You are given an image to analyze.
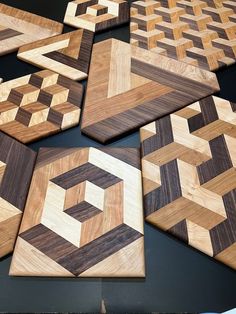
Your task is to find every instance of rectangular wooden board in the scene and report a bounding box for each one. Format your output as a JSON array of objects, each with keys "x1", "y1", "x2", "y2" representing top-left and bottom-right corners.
[
  {"x1": 81, "y1": 38, "x2": 219, "y2": 143},
  {"x1": 0, "y1": 70, "x2": 84, "y2": 144},
  {"x1": 141, "y1": 95, "x2": 236, "y2": 270},
  {"x1": 0, "y1": 131, "x2": 36, "y2": 258},
  {"x1": 10, "y1": 147, "x2": 145, "y2": 277},
  {"x1": 131, "y1": 0, "x2": 236, "y2": 71},
  {"x1": 0, "y1": 3, "x2": 63, "y2": 56}
]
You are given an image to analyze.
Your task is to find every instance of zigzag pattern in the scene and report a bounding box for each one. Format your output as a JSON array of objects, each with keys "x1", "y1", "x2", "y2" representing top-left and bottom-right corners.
[{"x1": 141, "y1": 96, "x2": 236, "y2": 269}]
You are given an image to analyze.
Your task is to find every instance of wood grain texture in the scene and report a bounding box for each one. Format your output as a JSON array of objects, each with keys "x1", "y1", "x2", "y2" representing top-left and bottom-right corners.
[
  {"x1": 140, "y1": 96, "x2": 236, "y2": 270},
  {"x1": 0, "y1": 131, "x2": 36, "y2": 258},
  {"x1": 0, "y1": 3, "x2": 63, "y2": 56},
  {"x1": 18, "y1": 30, "x2": 94, "y2": 81},
  {"x1": 81, "y1": 38, "x2": 219, "y2": 143},
  {"x1": 10, "y1": 147, "x2": 145, "y2": 277},
  {"x1": 64, "y1": 0, "x2": 129, "y2": 32},
  {"x1": 131, "y1": 0, "x2": 236, "y2": 71},
  {"x1": 0, "y1": 70, "x2": 84, "y2": 144}
]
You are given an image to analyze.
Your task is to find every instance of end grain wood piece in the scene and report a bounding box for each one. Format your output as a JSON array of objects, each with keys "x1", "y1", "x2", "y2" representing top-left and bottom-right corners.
[{"x1": 10, "y1": 147, "x2": 145, "y2": 277}]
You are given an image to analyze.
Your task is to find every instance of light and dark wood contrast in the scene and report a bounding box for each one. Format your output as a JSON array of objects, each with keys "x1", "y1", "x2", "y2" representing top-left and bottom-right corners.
[
  {"x1": 18, "y1": 30, "x2": 94, "y2": 81},
  {"x1": 81, "y1": 38, "x2": 219, "y2": 143},
  {"x1": 131, "y1": 0, "x2": 236, "y2": 71},
  {"x1": 10, "y1": 147, "x2": 145, "y2": 277},
  {"x1": 64, "y1": 0, "x2": 129, "y2": 32},
  {"x1": 141, "y1": 96, "x2": 236, "y2": 270},
  {"x1": 0, "y1": 3, "x2": 63, "y2": 56},
  {"x1": 0, "y1": 70, "x2": 84, "y2": 144},
  {"x1": 0, "y1": 131, "x2": 36, "y2": 258}
]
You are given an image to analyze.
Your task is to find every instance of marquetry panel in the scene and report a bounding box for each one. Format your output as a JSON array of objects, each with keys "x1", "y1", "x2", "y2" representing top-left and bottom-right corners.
[
  {"x1": 10, "y1": 147, "x2": 145, "y2": 277},
  {"x1": 0, "y1": 70, "x2": 84, "y2": 143},
  {"x1": 64, "y1": 0, "x2": 129, "y2": 32},
  {"x1": 0, "y1": 3, "x2": 63, "y2": 56},
  {"x1": 18, "y1": 30, "x2": 94, "y2": 81},
  {"x1": 81, "y1": 38, "x2": 219, "y2": 143},
  {"x1": 0, "y1": 132, "x2": 36, "y2": 258},
  {"x1": 131, "y1": 0, "x2": 236, "y2": 71},
  {"x1": 141, "y1": 96, "x2": 236, "y2": 270}
]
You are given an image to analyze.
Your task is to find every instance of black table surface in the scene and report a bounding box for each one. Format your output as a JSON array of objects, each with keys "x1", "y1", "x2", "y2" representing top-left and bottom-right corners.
[{"x1": 0, "y1": 0, "x2": 236, "y2": 312}]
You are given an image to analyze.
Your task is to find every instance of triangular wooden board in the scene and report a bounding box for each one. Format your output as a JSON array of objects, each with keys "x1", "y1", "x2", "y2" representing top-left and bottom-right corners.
[
  {"x1": 64, "y1": 0, "x2": 129, "y2": 32},
  {"x1": 0, "y1": 131, "x2": 36, "y2": 258},
  {"x1": 81, "y1": 38, "x2": 219, "y2": 143},
  {"x1": 18, "y1": 30, "x2": 94, "y2": 81},
  {"x1": 10, "y1": 147, "x2": 145, "y2": 277},
  {"x1": 140, "y1": 96, "x2": 236, "y2": 270},
  {"x1": 131, "y1": 0, "x2": 236, "y2": 71},
  {"x1": 0, "y1": 70, "x2": 84, "y2": 144},
  {"x1": 0, "y1": 3, "x2": 63, "y2": 56}
]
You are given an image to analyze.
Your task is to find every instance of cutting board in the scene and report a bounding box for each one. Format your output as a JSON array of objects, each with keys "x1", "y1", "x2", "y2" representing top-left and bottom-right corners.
[
  {"x1": 0, "y1": 3, "x2": 63, "y2": 56},
  {"x1": 81, "y1": 38, "x2": 219, "y2": 143},
  {"x1": 18, "y1": 30, "x2": 94, "y2": 81},
  {"x1": 131, "y1": 0, "x2": 236, "y2": 71},
  {"x1": 0, "y1": 70, "x2": 84, "y2": 144},
  {"x1": 0, "y1": 131, "x2": 36, "y2": 258},
  {"x1": 64, "y1": 0, "x2": 129, "y2": 32},
  {"x1": 10, "y1": 147, "x2": 145, "y2": 277},
  {"x1": 141, "y1": 96, "x2": 236, "y2": 270}
]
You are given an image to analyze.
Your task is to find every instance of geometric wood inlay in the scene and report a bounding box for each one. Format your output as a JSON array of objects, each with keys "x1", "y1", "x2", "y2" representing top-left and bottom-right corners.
[
  {"x1": 81, "y1": 38, "x2": 219, "y2": 143},
  {"x1": 131, "y1": 0, "x2": 236, "y2": 71},
  {"x1": 18, "y1": 30, "x2": 94, "y2": 81},
  {"x1": 0, "y1": 70, "x2": 84, "y2": 144},
  {"x1": 0, "y1": 131, "x2": 36, "y2": 258},
  {"x1": 140, "y1": 96, "x2": 236, "y2": 270},
  {"x1": 0, "y1": 3, "x2": 63, "y2": 56},
  {"x1": 64, "y1": 0, "x2": 129, "y2": 32},
  {"x1": 10, "y1": 147, "x2": 145, "y2": 277}
]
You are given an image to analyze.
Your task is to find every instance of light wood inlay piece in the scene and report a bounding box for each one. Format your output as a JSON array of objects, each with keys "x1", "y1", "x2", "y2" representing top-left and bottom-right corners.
[
  {"x1": 0, "y1": 70, "x2": 84, "y2": 144},
  {"x1": 81, "y1": 38, "x2": 219, "y2": 143},
  {"x1": 18, "y1": 30, "x2": 94, "y2": 81},
  {"x1": 141, "y1": 95, "x2": 236, "y2": 270},
  {"x1": 0, "y1": 131, "x2": 36, "y2": 258},
  {"x1": 10, "y1": 147, "x2": 145, "y2": 277},
  {"x1": 131, "y1": 0, "x2": 236, "y2": 71},
  {"x1": 0, "y1": 3, "x2": 63, "y2": 56},
  {"x1": 64, "y1": 0, "x2": 129, "y2": 32}
]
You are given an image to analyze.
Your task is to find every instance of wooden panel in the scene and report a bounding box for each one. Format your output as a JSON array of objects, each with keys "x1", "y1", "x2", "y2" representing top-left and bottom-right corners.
[
  {"x1": 0, "y1": 3, "x2": 63, "y2": 56},
  {"x1": 64, "y1": 0, "x2": 129, "y2": 32},
  {"x1": 140, "y1": 95, "x2": 236, "y2": 270},
  {"x1": 0, "y1": 131, "x2": 36, "y2": 258},
  {"x1": 81, "y1": 38, "x2": 219, "y2": 143},
  {"x1": 10, "y1": 147, "x2": 145, "y2": 277},
  {"x1": 0, "y1": 70, "x2": 84, "y2": 144},
  {"x1": 131, "y1": 0, "x2": 236, "y2": 71},
  {"x1": 18, "y1": 30, "x2": 94, "y2": 81}
]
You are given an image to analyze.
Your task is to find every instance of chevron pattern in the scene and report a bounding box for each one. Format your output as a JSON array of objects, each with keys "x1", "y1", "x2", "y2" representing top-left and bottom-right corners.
[
  {"x1": 64, "y1": 0, "x2": 129, "y2": 32},
  {"x1": 0, "y1": 70, "x2": 83, "y2": 144},
  {"x1": 10, "y1": 147, "x2": 145, "y2": 277},
  {"x1": 131, "y1": 0, "x2": 236, "y2": 71},
  {"x1": 81, "y1": 38, "x2": 219, "y2": 143},
  {"x1": 0, "y1": 3, "x2": 63, "y2": 56},
  {"x1": 18, "y1": 30, "x2": 94, "y2": 81},
  {"x1": 0, "y1": 132, "x2": 36, "y2": 258},
  {"x1": 141, "y1": 96, "x2": 236, "y2": 270}
]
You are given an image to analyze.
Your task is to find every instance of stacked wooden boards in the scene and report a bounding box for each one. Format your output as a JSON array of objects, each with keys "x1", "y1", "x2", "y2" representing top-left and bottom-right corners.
[
  {"x1": 10, "y1": 147, "x2": 145, "y2": 277},
  {"x1": 141, "y1": 96, "x2": 236, "y2": 270},
  {"x1": 64, "y1": 0, "x2": 129, "y2": 32},
  {"x1": 17, "y1": 30, "x2": 94, "y2": 81},
  {"x1": 81, "y1": 38, "x2": 219, "y2": 143},
  {"x1": 0, "y1": 70, "x2": 84, "y2": 144},
  {"x1": 131, "y1": 0, "x2": 236, "y2": 71},
  {"x1": 0, "y1": 3, "x2": 63, "y2": 56},
  {"x1": 0, "y1": 132, "x2": 36, "y2": 258}
]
